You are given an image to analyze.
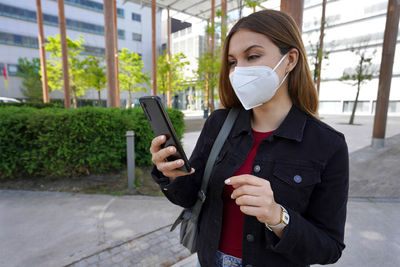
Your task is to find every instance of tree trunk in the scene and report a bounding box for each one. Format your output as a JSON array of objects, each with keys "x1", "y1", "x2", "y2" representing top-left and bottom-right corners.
[
  {"x1": 372, "y1": 0, "x2": 400, "y2": 146},
  {"x1": 128, "y1": 91, "x2": 132, "y2": 108},
  {"x1": 98, "y1": 90, "x2": 101, "y2": 107},
  {"x1": 349, "y1": 80, "x2": 361, "y2": 125},
  {"x1": 316, "y1": 0, "x2": 327, "y2": 94},
  {"x1": 72, "y1": 90, "x2": 77, "y2": 108}
]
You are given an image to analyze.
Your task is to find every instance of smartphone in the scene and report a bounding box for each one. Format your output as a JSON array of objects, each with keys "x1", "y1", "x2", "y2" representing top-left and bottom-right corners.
[{"x1": 139, "y1": 96, "x2": 191, "y2": 173}]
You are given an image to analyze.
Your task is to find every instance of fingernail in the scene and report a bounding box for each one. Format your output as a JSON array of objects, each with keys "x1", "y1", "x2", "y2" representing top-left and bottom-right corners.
[
  {"x1": 160, "y1": 135, "x2": 165, "y2": 140},
  {"x1": 177, "y1": 160, "x2": 183, "y2": 165},
  {"x1": 169, "y1": 147, "x2": 174, "y2": 152},
  {"x1": 225, "y1": 179, "x2": 231, "y2": 184},
  {"x1": 231, "y1": 194, "x2": 234, "y2": 199}
]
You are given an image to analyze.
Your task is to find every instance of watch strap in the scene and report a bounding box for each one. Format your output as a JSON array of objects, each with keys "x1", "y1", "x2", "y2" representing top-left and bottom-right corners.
[{"x1": 266, "y1": 205, "x2": 289, "y2": 231}]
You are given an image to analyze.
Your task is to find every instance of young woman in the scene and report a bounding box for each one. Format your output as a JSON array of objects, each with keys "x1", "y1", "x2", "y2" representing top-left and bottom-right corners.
[{"x1": 150, "y1": 9, "x2": 349, "y2": 267}]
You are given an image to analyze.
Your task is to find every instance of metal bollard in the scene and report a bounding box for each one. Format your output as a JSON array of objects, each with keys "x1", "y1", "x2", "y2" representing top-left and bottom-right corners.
[{"x1": 126, "y1": 131, "x2": 135, "y2": 190}]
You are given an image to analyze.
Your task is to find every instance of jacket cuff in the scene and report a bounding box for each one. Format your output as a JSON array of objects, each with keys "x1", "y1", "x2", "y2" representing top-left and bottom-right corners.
[
  {"x1": 151, "y1": 165, "x2": 194, "y2": 194},
  {"x1": 268, "y1": 206, "x2": 298, "y2": 253},
  {"x1": 151, "y1": 165, "x2": 170, "y2": 190}
]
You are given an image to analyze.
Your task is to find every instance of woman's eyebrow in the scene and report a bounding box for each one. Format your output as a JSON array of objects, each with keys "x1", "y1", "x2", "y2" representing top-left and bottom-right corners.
[
  {"x1": 228, "y1": 45, "x2": 264, "y2": 57},
  {"x1": 244, "y1": 45, "x2": 264, "y2": 53}
]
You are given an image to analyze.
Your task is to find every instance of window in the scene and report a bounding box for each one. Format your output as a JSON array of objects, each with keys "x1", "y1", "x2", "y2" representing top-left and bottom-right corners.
[
  {"x1": 132, "y1": 32, "x2": 142, "y2": 42},
  {"x1": 373, "y1": 100, "x2": 400, "y2": 114},
  {"x1": 63, "y1": 0, "x2": 125, "y2": 18},
  {"x1": 132, "y1": 12, "x2": 141, "y2": 22},
  {"x1": 0, "y1": 32, "x2": 38, "y2": 48},
  {"x1": 0, "y1": 3, "x2": 125, "y2": 39},
  {"x1": 343, "y1": 101, "x2": 370, "y2": 113},
  {"x1": 0, "y1": 31, "x2": 105, "y2": 57},
  {"x1": 7, "y1": 64, "x2": 19, "y2": 75},
  {"x1": 319, "y1": 101, "x2": 342, "y2": 114},
  {"x1": 83, "y1": 45, "x2": 105, "y2": 57}
]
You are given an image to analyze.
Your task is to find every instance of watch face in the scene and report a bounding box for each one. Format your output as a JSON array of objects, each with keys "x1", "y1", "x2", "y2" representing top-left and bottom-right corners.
[{"x1": 283, "y1": 212, "x2": 290, "y2": 224}]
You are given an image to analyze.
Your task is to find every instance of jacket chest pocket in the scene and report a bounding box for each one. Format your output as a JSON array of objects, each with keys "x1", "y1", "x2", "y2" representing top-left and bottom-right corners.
[{"x1": 269, "y1": 162, "x2": 321, "y2": 212}]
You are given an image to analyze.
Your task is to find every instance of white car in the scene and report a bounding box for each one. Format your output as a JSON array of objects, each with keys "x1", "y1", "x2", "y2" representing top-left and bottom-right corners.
[{"x1": 0, "y1": 97, "x2": 21, "y2": 103}]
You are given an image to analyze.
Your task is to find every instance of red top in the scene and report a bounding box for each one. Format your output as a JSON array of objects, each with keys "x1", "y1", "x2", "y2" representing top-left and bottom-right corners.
[{"x1": 218, "y1": 129, "x2": 274, "y2": 258}]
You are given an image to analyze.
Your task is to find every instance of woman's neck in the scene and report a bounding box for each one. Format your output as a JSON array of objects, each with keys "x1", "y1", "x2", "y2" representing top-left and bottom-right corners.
[{"x1": 251, "y1": 87, "x2": 293, "y2": 132}]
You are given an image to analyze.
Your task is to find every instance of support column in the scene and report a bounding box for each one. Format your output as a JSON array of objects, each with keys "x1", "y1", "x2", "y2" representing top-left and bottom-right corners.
[
  {"x1": 103, "y1": 0, "x2": 117, "y2": 107},
  {"x1": 113, "y1": 0, "x2": 120, "y2": 107},
  {"x1": 36, "y1": 0, "x2": 50, "y2": 103},
  {"x1": 152, "y1": 0, "x2": 157, "y2": 95},
  {"x1": 315, "y1": 0, "x2": 326, "y2": 94},
  {"x1": 167, "y1": 8, "x2": 171, "y2": 108},
  {"x1": 221, "y1": 0, "x2": 227, "y2": 57},
  {"x1": 372, "y1": 0, "x2": 400, "y2": 148},
  {"x1": 210, "y1": 0, "x2": 215, "y2": 112},
  {"x1": 57, "y1": 0, "x2": 70, "y2": 108},
  {"x1": 280, "y1": 0, "x2": 304, "y2": 32}
]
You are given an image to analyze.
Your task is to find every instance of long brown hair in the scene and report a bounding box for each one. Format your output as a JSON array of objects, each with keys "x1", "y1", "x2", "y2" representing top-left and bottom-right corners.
[{"x1": 219, "y1": 9, "x2": 318, "y2": 116}]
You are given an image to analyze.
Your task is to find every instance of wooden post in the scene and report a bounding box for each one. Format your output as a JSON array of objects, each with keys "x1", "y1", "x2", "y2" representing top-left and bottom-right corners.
[
  {"x1": 280, "y1": 0, "x2": 304, "y2": 32},
  {"x1": 316, "y1": 0, "x2": 326, "y2": 94},
  {"x1": 152, "y1": 0, "x2": 157, "y2": 95},
  {"x1": 221, "y1": 0, "x2": 227, "y2": 57},
  {"x1": 57, "y1": 0, "x2": 70, "y2": 108},
  {"x1": 36, "y1": 0, "x2": 50, "y2": 103},
  {"x1": 372, "y1": 0, "x2": 400, "y2": 148},
  {"x1": 113, "y1": 0, "x2": 120, "y2": 107},
  {"x1": 103, "y1": 0, "x2": 117, "y2": 107},
  {"x1": 167, "y1": 8, "x2": 171, "y2": 108},
  {"x1": 205, "y1": 20, "x2": 210, "y2": 116},
  {"x1": 210, "y1": 0, "x2": 215, "y2": 112}
]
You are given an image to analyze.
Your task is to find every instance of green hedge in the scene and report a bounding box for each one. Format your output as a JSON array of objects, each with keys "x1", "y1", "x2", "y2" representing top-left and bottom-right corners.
[
  {"x1": 0, "y1": 106, "x2": 184, "y2": 179},
  {"x1": 0, "y1": 101, "x2": 64, "y2": 109}
]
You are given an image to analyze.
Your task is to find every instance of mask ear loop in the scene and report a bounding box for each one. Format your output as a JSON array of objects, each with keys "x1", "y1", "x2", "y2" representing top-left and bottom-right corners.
[
  {"x1": 273, "y1": 53, "x2": 289, "y2": 88},
  {"x1": 272, "y1": 53, "x2": 288, "y2": 72}
]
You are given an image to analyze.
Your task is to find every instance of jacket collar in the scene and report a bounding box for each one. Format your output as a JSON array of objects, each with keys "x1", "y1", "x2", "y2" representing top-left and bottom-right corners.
[{"x1": 231, "y1": 105, "x2": 307, "y2": 142}]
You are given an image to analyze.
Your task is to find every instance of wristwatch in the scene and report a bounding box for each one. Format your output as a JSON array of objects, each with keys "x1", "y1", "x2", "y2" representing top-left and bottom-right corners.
[{"x1": 266, "y1": 205, "x2": 290, "y2": 231}]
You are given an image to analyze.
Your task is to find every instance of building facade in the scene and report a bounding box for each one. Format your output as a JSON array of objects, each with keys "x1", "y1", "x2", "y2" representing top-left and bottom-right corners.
[
  {"x1": 161, "y1": 11, "x2": 208, "y2": 110},
  {"x1": 0, "y1": 0, "x2": 161, "y2": 106},
  {"x1": 302, "y1": 0, "x2": 400, "y2": 115}
]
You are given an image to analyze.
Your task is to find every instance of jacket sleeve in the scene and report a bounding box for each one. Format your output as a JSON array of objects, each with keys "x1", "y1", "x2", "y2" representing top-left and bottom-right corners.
[
  {"x1": 268, "y1": 134, "x2": 349, "y2": 265},
  {"x1": 151, "y1": 109, "x2": 226, "y2": 208}
]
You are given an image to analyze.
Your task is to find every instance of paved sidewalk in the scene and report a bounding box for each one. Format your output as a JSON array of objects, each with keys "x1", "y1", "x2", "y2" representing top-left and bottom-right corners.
[{"x1": 0, "y1": 113, "x2": 399, "y2": 267}]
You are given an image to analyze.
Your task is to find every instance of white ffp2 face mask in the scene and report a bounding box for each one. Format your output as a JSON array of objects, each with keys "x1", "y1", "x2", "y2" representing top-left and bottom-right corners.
[{"x1": 229, "y1": 54, "x2": 289, "y2": 110}]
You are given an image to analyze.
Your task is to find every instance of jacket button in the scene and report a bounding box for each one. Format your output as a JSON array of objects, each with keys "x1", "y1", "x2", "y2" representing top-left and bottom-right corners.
[
  {"x1": 246, "y1": 234, "x2": 254, "y2": 242},
  {"x1": 294, "y1": 175, "x2": 302, "y2": 183},
  {"x1": 253, "y1": 165, "x2": 261, "y2": 173}
]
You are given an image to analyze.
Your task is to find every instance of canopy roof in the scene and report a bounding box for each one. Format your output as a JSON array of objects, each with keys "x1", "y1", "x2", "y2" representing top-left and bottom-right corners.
[{"x1": 124, "y1": 0, "x2": 269, "y2": 20}]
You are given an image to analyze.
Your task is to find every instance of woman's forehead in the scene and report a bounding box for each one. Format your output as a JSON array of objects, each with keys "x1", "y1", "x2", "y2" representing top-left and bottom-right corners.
[{"x1": 228, "y1": 30, "x2": 277, "y2": 54}]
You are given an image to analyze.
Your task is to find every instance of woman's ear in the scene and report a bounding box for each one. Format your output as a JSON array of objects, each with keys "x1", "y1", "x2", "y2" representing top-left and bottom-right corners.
[{"x1": 286, "y1": 48, "x2": 299, "y2": 72}]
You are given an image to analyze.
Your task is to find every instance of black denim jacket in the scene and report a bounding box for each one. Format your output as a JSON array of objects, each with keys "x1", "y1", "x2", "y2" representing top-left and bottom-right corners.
[{"x1": 152, "y1": 105, "x2": 349, "y2": 267}]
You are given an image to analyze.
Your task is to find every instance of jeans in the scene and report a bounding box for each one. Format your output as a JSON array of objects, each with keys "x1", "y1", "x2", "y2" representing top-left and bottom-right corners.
[{"x1": 198, "y1": 250, "x2": 242, "y2": 267}]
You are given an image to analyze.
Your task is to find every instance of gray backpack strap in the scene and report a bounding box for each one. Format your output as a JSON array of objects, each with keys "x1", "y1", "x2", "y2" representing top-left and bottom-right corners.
[{"x1": 190, "y1": 108, "x2": 240, "y2": 218}]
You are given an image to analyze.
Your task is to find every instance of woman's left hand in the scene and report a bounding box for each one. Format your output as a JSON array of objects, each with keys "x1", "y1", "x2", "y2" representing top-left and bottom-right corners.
[{"x1": 225, "y1": 174, "x2": 282, "y2": 226}]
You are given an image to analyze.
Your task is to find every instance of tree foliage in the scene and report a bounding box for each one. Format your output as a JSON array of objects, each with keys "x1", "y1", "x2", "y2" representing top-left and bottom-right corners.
[
  {"x1": 193, "y1": 50, "x2": 221, "y2": 108},
  {"x1": 17, "y1": 57, "x2": 42, "y2": 102},
  {"x1": 45, "y1": 35, "x2": 88, "y2": 108},
  {"x1": 84, "y1": 55, "x2": 106, "y2": 106},
  {"x1": 118, "y1": 48, "x2": 150, "y2": 107},
  {"x1": 156, "y1": 52, "x2": 189, "y2": 96},
  {"x1": 340, "y1": 44, "x2": 378, "y2": 124}
]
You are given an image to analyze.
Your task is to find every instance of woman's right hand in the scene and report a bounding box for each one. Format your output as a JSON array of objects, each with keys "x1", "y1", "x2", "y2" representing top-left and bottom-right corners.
[{"x1": 150, "y1": 135, "x2": 195, "y2": 180}]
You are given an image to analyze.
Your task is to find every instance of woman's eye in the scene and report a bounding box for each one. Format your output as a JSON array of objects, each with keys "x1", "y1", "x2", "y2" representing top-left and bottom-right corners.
[
  {"x1": 228, "y1": 61, "x2": 236, "y2": 67},
  {"x1": 248, "y1": 55, "x2": 260, "y2": 60}
]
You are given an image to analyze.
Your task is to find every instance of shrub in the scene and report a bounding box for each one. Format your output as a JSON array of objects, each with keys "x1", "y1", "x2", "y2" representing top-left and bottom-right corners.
[
  {"x1": 0, "y1": 101, "x2": 64, "y2": 109},
  {"x1": 0, "y1": 106, "x2": 185, "y2": 178}
]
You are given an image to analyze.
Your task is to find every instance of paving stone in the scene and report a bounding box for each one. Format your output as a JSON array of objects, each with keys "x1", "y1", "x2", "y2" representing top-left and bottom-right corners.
[{"x1": 71, "y1": 226, "x2": 191, "y2": 267}]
